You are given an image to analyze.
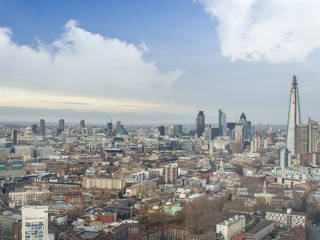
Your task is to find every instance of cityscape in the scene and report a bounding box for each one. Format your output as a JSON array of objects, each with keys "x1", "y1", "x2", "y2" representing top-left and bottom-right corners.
[
  {"x1": 0, "y1": 75, "x2": 317, "y2": 240},
  {"x1": 0, "y1": 1, "x2": 320, "y2": 240}
]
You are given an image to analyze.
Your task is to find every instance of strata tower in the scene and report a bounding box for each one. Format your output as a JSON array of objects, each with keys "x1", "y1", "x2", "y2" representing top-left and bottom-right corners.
[{"x1": 286, "y1": 75, "x2": 302, "y2": 157}]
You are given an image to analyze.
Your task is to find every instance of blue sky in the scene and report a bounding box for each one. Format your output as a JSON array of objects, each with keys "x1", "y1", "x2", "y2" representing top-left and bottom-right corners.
[{"x1": 0, "y1": 0, "x2": 319, "y2": 125}]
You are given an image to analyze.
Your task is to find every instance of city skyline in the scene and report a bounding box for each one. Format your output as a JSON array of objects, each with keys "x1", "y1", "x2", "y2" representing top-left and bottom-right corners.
[{"x1": 0, "y1": 1, "x2": 320, "y2": 124}]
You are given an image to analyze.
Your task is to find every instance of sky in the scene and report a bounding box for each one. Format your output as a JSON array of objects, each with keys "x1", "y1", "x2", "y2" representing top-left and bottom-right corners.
[{"x1": 0, "y1": 0, "x2": 320, "y2": 125}]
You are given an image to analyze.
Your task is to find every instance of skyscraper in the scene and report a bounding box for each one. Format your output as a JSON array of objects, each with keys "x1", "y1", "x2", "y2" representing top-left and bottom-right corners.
[
  {"x1": 11, "y1": 129, "x2": 18, "y2": 145},
  {"x1": 22, "y1": 206, "x2": 48, "y2": 240},
  {"x1": 39, "y1": 119, "x2": 45, "y2": 136},
  {"x1": 58, "y1": 118, "x2": 65, "y2": 132},
  {"x1": 196, "y1": 111, "x2": 205, "y2": 138},
  {"x1": 308, "y1": 119, "x2": 318, "y2": 165},
  {"x1": 80, "y1": 120, "x2": 85, "y2": 129},
  {"x1": 218, "y1": 109, "x2": 227, "y2": 136},
  {"x1": 279, "y1": 147, "x2": 290, "y2": 170},
  {"x1": 158, "y1": 125, "x2": 165, "y2": 136},
  {"x1": 295, "y1": 118, "x2": 318, "y2": 165},
  {"x1": 239, "y1": 113, "x2": 251, "y2": 141},
  {"x1": 286, "y1": 75, "x2": 302, "y2": 157}
]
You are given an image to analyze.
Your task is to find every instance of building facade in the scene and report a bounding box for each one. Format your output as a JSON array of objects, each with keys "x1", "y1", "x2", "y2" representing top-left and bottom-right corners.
[
  {"x1": 216, "y1": 215, "x2": 245, "y2": 240},
  {"x1": 22, "y1": 206, "x2": 48, "y2": 240}
]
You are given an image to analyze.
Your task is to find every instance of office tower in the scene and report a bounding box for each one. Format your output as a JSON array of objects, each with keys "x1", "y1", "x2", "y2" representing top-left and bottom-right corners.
[
  {"x1": 80, "y1": 120, "x2": 85, "y2": 129},
  {"x1": 31, "y1": 124, "x2": 38, "y2": 134},
  {"x1": 218, "y1": 109, "x2": 227, "y2": 136},
  {"x1": 295, "y1": 124, "x2": 308, "y2": 155},
  {"x1": 107, "y1": 121, "x2": 113, "y2": 131},
  {"x1": 58, "y1": 118, "x2": 65, "y2": 132},
  {"x1": 196, "y1": 111, "x2": 205, "y2": 138},
  {"x1": 211, "y1": 128, "x2": 220, "y2": 139},
  {"x1": 239, "y1": 113, "x2": 251, "y2": 141},
  {"x1": 22, "y1": 206, "x2": 48, "y2": 240},
  {"x1": 171, "y1": 125, "x2": 183, "y2": 137},
  {"x1": 295, "y1": 118, "x2": 319, "y2": 165},
  {"x1": 106, "y1": 121, "x2": 113, "y2": 136},
  {"x1": 308, "y1": 119, "x2": 318, "y2": 165},
  {"x1": 250, "y1": 133, "x2": 260, "y2": 153},
  {"x1": 280, "y1": 147, "x2": 290, "y2": 170},
  {"x1": 164, "y1": 163, "x2": 178, "y2": 184},
  {"x1": 204, "y1": 125, "x2": 212, "y2": 140},
  {"x1": 286, "y1": 75, "x2": 302, "y2": 157},
  {"x1": 39, "y1": 119, "x2": 45, "y2": 136},
  {"x1": 235, "y1": 123, "x2": 243, "y2": 141},
  {"x1": 11, "y1": 129, "x2": 18, "y2": 145},
  {"x1": 158, "y1": 126, "x2": 165, "y2": 136}
]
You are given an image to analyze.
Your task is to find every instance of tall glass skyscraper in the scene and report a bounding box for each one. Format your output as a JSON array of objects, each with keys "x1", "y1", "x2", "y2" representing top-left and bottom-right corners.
[
  {"x1": 286, "y1": 75, "x2": 302, "y2": 157},
  {"x1": 196, "y1": 111, "x2": 205, "y2": 138}
]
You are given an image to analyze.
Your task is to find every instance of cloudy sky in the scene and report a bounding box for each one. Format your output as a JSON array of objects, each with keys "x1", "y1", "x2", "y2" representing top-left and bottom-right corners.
[{"x1": 0, "y1": 0, "x2": 319, "y2": 125}]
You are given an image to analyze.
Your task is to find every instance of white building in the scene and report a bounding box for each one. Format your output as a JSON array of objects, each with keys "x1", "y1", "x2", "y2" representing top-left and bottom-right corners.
[
  {"x1": 266, "y1": 208, "x2": 306, "y2": 228},
  {"x1": 22, "y1": 206, "x2": 48, "y2": 240},
  {"x1": 216, "y1": 215, "x2": 245, "y2": 240},
  {"x1": 9, "y1": 190, "x2": 50, "y2": 208}
]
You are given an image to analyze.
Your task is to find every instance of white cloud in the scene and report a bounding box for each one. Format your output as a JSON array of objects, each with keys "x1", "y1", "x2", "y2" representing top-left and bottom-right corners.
[
  {"x1": 0, "y1": 20, "x2": 183, "y2": 102},
  {"x1": 197, "y1": 0, "x2": 320, "y2": 63}
]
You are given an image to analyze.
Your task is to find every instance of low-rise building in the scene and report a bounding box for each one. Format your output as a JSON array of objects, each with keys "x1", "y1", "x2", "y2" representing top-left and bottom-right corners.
[
  {"x1": 9, "y1": 190, "x2": 49, "y2": 208},
  {"x1": 266, "y1": 208, "x2": 306, "y2": 228}
]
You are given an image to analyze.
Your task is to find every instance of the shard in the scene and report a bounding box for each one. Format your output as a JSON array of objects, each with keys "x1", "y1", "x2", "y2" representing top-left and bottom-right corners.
[{"x1": 286, "y1": 75, "x2": 302, "y2": 157}]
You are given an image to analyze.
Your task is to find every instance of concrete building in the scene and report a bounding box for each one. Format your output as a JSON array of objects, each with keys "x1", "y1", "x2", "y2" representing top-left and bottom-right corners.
[
  {"x1": 0, "y1": 211, "x2": 22, "y2": 240},
  {"x1": 245, "y1": 221, "x2": 274, "y2": 240},
  {"x1": 83, "y1": 177, "x2": 126, "y2": 190},
  {"x1": 235, "y1": 124, "x2": 243, "y2": 142},
  {"x1": 80, "y1": 120, "x2": 85, "y2": 129},
  {"x1": 266, "y1": 208, "x2": 306, "y2": 228},
  {"x1": 125, "y1": 181, "x2": 157, "y2": 198},
  {"x1": 22, "y1": 206, "x2": 48, "y2": 240},
  {"x1": 39, "y1": 119, "x2": 45, "y2": 136},
  {"x1": 164, "y1": 163, "x2": 178, "y2": 184},
  {"x1": 58, "y1": 119, "x2": 65, "y2": 132},
  {"x1": 216, "y1": 215, "x2": 245, "y2": 240},
  {"x1": 9, "y1": 190, "x2": 50, "y2": 208}
]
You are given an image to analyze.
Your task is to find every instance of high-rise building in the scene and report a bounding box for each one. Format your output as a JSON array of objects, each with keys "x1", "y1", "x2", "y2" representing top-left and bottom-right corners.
[
  {"x1": 80, "y1": 120, "x2": 85, "y2": 129},
  {"x1": 295, "y1": 118, "x2": 319, "y2": 165},
  {"x1": 250, "y1": 133, "x2": 260, "y2": 153},
  {"x1": 286, "y1": 75, "x2": 302, "y2": 157},
  {"x1": 196, "y1": 111, "x2": 205, "y2": 138},
  {"x1": 31, "y1": 124, "x2": 38, "y2": 134},
  {"x1": 280, "y1": 147, "x2": 290, "y2": 170},
  {"x1": 295, "y1": 124, "x2": 308, "y2": 155},
  {"x1": 164, "y1": 163, "x2": 178, "y2": 184},
  {"x1": 239, "y1": 113, "x2": 251, "y2": 141},
  {"x1": 308, "y1": 119, "x2": 318, "y2": 165},
  {"x1": 39, "y1": 119, "x2": 45, "y2": 136},
  {"x1": 11, "y1": 129, "x2": 18, "y2": 145},
  {"x1": 235, "y1": 123, "x2": 243, "y2": 141},
  {"x1": 158, "y1": 126, "x2": 165, "y2": 136},
  {"x1": 58, "y1": 119, "x2": 65, "y2": 132},
  {"x1": 22, "y1": 206, "x2": 48, "y2": 240},
  {"x1": 218, "y1": 110, "x2": 227, "y2": 136},
  {"x1": 170, "y1": 125, "x2": 183, "y2": 137}
]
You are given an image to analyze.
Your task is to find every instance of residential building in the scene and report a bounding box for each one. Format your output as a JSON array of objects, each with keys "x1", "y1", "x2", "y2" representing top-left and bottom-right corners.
[{"x1": 216, "y1": 215, "x2": 245, "y2": 240}]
